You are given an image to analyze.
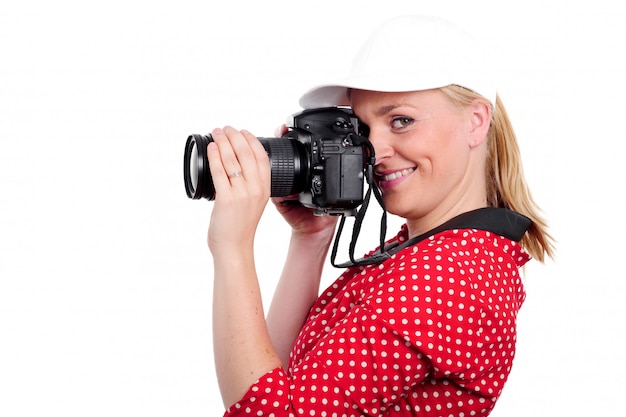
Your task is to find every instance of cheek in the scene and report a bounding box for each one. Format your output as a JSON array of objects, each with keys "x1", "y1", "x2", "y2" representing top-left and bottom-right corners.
[
  {"x1": 427, "y1": 129, "x2": 471, "y2": 176},
  {"x1": 394, "y1": 117, "x2": 469, "y2": 174},
  {"x1": 411, "y1": 126, "x2": 458, "y2": 163}
]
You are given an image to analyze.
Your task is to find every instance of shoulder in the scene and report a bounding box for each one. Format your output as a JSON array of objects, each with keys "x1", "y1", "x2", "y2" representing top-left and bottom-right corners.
[
  {"x1": 359, "y1": 228, "x2": 528, "y2": 313},
  {"x1": 358, "y1": 227, "x2": 527, "y2": 347}
]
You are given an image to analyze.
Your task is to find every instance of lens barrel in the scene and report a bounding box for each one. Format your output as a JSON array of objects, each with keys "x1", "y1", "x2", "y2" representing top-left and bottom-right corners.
[{"x1": 184, "y1": 134, "x2": 309, "y2": 200}]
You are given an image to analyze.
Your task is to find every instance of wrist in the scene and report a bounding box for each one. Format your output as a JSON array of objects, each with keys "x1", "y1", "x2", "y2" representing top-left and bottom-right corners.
[{"x1": 209, "y1": 240, "x2": 255, "y2": 268}]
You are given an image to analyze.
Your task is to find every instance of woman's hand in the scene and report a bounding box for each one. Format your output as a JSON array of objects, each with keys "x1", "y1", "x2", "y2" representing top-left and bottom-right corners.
[
  {"x1": 206, "y1": 126, "x2": 270, "y2": 255},
  {"x1": 271, "y1": 196, "x2": 339, "y2": 239}
]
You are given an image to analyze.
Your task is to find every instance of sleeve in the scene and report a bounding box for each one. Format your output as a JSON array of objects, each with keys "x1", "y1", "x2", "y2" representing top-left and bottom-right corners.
[
  {"x1": 225, "y1": 299, "x2": 434, "y2": 417},
  {"x1": 224, "y1": 367, "x2": 293, "y2": 416}
]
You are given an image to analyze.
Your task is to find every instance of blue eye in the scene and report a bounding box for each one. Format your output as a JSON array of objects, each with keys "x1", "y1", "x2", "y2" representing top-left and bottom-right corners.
[{"x1": 391, "y1": 117, "x2": 413, "y2": 129}]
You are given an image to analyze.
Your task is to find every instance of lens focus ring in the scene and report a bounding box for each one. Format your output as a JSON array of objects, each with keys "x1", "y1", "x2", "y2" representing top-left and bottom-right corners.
[{"x1": 261, "y1": 139, "x2": 305, "y2": 197}]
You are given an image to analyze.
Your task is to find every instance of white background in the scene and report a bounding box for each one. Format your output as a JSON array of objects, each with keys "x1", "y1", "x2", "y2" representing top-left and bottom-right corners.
[{"x1": 1, "y1": 1, "x2": 624, "y2": 416}]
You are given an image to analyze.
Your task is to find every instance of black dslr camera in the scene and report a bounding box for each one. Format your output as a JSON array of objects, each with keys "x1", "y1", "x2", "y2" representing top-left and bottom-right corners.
[{"x1": 184, "y1": 107, "x2": 371, "y2": 216}]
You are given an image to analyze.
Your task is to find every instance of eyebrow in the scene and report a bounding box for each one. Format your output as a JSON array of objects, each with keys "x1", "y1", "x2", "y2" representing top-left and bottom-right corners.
[{"x1": 376, "y1": 103, "x2": 415, "y2": 117}]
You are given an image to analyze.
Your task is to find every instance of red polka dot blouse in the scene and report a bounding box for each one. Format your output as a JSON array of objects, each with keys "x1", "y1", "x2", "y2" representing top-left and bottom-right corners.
[{"x1": 225, "y1": 225, "x2": 531, "y2": 416}]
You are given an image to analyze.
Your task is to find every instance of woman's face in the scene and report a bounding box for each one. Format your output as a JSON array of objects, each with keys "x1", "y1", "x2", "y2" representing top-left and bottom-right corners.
[{"x1": 350, "y1": 88, "x2": 489, "y2": 234}]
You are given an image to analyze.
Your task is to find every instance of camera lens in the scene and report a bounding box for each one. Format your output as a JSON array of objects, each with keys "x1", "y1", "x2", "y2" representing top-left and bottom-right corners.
[
  {"x1": 184, "y1": 134, "x2": 214, "y2": 199},
  {"x1": 189, "y1": 143, "x2": 198, "y2": 191},
  {"x1": 184, "y1": 133, "x2": 309, "y2": 200}
]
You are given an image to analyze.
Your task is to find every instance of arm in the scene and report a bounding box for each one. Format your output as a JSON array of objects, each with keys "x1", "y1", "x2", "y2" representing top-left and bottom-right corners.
[
  {"x1": 266, "y1": 225, "x2": 335, "y2": 368},
  {"x1": 207, "y1": 127, "x2": 282, "y2": 407},
  {"x1": 265, "y1": 122, "x2": 338, "y2": 367}
]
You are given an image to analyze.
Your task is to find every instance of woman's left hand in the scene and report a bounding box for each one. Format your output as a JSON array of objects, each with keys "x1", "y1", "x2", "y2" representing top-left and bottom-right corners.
[{"x1": 206, "y1": 126, "x2": 270, "y2": 255}]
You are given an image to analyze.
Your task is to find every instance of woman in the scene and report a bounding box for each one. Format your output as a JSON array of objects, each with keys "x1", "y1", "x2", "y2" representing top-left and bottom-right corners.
[{"x1": 205, "y1": 15, "x2": 554, "y2": 416}]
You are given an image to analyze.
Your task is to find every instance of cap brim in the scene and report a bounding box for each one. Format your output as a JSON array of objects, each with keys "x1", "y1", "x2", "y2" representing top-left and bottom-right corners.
[
  {"x1": 299, "y1": 85, "x2": 351, "y2": 109},
  {"x1": 299, "y1": 76, "x2": 478, "y2": 109},
  {"x1": 300, "y1": 72, "x2": 496, "y2": 109}
]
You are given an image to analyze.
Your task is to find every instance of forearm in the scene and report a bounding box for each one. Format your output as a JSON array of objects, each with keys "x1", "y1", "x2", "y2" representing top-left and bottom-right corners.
[
  {"x1": 212, "y1": 246, "x2": 282, "y2": 408},
  {"x1": 266, "y1": 228, "x2": 335, "y2": 367}
]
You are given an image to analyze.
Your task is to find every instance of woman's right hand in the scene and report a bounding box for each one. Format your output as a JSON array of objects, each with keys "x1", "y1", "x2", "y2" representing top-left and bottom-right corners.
[{"x1": 271, "y1": 196, "x2": 339, "y2": 240}]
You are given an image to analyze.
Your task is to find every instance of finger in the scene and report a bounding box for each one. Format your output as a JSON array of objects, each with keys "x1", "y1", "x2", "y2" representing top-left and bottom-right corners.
[
  {"x1": 221, "y1": 126, "x2": 260, "y2": 179},
  {"x1": 211, "y1": 127, "x2": 241, "y2": 174},
  {"x1": 210, "y1": 127, "x2": 248, "y2": 182},
  {"x1": 240, "y1": 129, "x2": 270, "y2": 185},
  {"x1": 273, "y1": 123, "x2": 288, "y2": 137},
  {"x1": 206, "y1": 140, "x2": 230, "y2": 192}
]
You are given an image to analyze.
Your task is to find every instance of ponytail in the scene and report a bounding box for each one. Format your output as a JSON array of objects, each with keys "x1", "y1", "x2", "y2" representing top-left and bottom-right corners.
[{"x1": 442, "y1": 86, "x2": 555, "y2": 262}]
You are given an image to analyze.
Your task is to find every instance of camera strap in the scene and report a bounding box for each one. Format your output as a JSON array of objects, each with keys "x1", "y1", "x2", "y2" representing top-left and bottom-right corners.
[
  {"x1": 330, "y1": 135, "x2": 390, "y2": 268},
  {"x1": 330, "y1": 182, "x2": 532, "y2": 268},
  {"x1": 329, "y1": 167, "x2": 387, "y2": 268},
  {"x1": 331, "y1": 206, "x2": 531, "y2": 268}
]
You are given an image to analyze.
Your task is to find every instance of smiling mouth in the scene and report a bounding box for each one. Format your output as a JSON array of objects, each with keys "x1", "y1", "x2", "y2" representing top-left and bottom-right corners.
[{"x1": 379, "y1": 168, "x2": 415, "y2": 182}]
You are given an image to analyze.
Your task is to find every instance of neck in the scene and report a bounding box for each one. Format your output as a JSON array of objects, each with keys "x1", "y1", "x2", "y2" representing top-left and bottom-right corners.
[{"x1": 406, "y1": 174, "x2": 488, "y2": 238}]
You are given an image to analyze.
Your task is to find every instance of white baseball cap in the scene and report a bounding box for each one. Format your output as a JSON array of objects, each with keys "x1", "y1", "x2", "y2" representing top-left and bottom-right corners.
[{"x1": 299, "y1": 15, "x2": 497, "y2": 109}]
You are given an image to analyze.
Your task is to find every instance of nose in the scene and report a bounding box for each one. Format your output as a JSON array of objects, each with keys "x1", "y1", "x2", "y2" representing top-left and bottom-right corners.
[{"x1": 367, "y1": 127, "x2": 394, "y2": 165}]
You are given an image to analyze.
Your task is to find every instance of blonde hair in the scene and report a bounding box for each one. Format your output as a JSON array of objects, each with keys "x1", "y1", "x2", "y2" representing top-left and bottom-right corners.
[{"x1": 441, "y1": 85, "x2": 555, "y2": 262}]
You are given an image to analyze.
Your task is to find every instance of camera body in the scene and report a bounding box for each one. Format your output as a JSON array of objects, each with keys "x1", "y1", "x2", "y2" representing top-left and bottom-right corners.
[
  {"x1": 284, "y1": 107, "x2": 366, "y2": 214},
  {"x1": 184, "y1": 107, "x2": 370, "y2": 215}
]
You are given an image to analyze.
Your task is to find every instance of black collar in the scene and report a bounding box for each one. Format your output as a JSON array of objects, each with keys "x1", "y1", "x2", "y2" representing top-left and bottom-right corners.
[{"x1": 409, "y1": 207, "x2": 531, "y2": 244}]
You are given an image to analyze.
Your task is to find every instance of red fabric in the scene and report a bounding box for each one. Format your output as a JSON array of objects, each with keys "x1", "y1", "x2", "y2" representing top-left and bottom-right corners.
[{"x1": 225, "y1": 226, "x2": 531, "y2": 417}]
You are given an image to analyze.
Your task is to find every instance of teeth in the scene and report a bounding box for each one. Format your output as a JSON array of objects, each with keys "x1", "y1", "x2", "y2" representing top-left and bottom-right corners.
[{"x1": 382, "y1": 168, "x2": 414, "y2": 181}]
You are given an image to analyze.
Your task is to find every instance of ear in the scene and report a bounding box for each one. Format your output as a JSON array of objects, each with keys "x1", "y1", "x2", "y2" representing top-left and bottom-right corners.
[{"x1": 468, "y1": 99, "x2": 492, "y2": 148}]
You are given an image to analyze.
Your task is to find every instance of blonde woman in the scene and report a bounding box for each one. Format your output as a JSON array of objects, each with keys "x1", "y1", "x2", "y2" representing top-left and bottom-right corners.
[{"x1": 205, "y1": 15, "x2": 555, "y2": 416}]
